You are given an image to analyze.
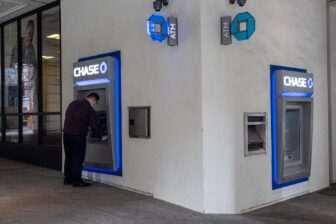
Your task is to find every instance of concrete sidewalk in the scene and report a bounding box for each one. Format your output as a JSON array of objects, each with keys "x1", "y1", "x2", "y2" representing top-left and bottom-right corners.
[{"x1": 0, "y1": 157, "x2": 335, "y2": 224}]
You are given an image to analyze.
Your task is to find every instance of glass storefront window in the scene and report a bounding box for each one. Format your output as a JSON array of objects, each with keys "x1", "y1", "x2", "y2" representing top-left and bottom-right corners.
[
  {"x1": 5, "y1": 116, "x2": 18, "y2": 143},
  {"x1": 0, "y1": 29, "x2": 2, "y2": 114},
  {"x1": 21, "y1": 15, "x2": 38, "y2": 113},
  {"x1": 22, "y1": 115, "x2": 38, "y2": 144},
  {"x1": 0, "y1": 30, "x2": 2, "y2": 142},
  {"x1": 0, "y1": 5, "x2": 61, "y2": 146},
  {"x1": 43, "y1": 115, "x2": 61, "y2": 146},
  {"x1": 4, "y1": 22, "x2": 18, "y2": 113},
  {"x1": 42, "y1": 6, "x2": 60, "y2": 113},
  {"x1": 0, "y1": 118, "x2": 2, "y2": 141}
]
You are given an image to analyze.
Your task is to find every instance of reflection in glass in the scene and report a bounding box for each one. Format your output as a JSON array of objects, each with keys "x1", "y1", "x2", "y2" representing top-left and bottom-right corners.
[
  {"x1": 5, "y1": 116, "x2": 18, "y2": 143},
  {"x1": 21, "y1": 15, "x2": 38, "y2": 113},
  {"x1": 22, "y1": 115, "x2": 38, "y2": 144},
  {"x1": 43, "y1": 115, "x2": 61, "y2": 146},
  {"x1": 42, "y1": 6, "x2": 60, "y2": 113},
  {"x1": 0, "y1": 32, "x2": 2, "y2": 142},
  {"x1": 285, "y1": 107, "x2": 302, "y2": 167},
  {"x1": 4, "y1": 22, "x2": 18, "y2": 113},
  {"x1": 1, "y1": 6, "x2": 61, "y2": 146},
  {"x1": 0, "y1": 118, "x2": 2, "y2": 141},
  {"x1": 0, "y1": 30, "x2": 1, "y2": 113}
]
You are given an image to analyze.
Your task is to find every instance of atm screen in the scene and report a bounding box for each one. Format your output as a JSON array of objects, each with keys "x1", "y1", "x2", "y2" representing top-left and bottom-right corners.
[
  {"x1": 88, "y1": 111, "x2": 108, "y2": 144},
  {"x1": 284, "y1": 106, "x2": 303, "y2": 167},
  {"x1": 77, "y1": 88, "x2": 107, "y2": 112}
]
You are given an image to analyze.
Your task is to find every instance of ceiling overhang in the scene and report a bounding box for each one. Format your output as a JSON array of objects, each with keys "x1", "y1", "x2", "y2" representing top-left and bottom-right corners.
[{"x1": 0, "y1": 0, "x2": 57, "y2": 23}]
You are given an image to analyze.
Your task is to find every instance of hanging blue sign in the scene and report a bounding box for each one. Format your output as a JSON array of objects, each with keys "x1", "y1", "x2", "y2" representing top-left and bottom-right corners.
[
  {"x1": 147, "y1": 13, "x2": 169, "y2": 43},
  {"x1": 221, "y1": 11, "x2": 256, "y2": 45},
  {"x1": 231, "y1": 12, "x2": 255, "y2": 41}
]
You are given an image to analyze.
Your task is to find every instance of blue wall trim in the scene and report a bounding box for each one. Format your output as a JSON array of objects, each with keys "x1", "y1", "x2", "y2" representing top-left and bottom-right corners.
[
  {"x1": 79, "y1": 51, "x2": 122, "y2": 176},
  {"x1": 270, "y1": 65, "x2": 308, "y2": 190},
  {"x1": 280, "y1": 92, "x2": 313, "y2": 98},
  {"x1": 74, "y1": 78, "x2": 113, "y2": 87}
]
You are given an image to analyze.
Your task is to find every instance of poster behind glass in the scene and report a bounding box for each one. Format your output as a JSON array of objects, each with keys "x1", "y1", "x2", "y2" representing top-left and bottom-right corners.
[
  {"x1": 21, "y1": 15, "x2": 38, "y2": 113},
  {"x1": 21, "y1": 15, "x2": 38, "y2": 144},
  {"x1": 4, "y1": 22, "x2": 18, "y2": 114},
  {"x1": 0, "y1": 30, "x2": 1, "y2": 141}
]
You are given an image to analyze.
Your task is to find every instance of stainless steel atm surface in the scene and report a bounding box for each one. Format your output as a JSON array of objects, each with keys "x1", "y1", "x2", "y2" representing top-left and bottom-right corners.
[
  {"x1": 271, "y1": 68, "x2": 313, "y2": 189},
  {"x1": 73, "y1": 54, "x2": 121, "y2": 174}
]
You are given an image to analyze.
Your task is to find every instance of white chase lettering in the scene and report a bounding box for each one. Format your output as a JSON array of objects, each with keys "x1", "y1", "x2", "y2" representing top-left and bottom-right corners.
[
  {"x1": 283, "y1": 76, "x2": 307, "y2": 88},
  {"x1": 73, "y1": 64, "x2": 100, "y2": 77}
]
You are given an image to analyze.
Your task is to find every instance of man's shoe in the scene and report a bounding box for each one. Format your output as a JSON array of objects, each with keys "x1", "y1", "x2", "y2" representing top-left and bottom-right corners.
[
  {"x1": 72, "y1": 181, "x2": 91, "y2": 187},
  {"x1": 63, "y1": 179, "x2": 73, "y2": 185}
]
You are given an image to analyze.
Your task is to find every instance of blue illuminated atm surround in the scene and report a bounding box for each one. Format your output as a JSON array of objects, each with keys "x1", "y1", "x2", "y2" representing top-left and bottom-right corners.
[
  {"x1": 270, "y1": 65, "x2": 309, "y2": 190},
  {"x1": 79, "y1": 51, "x2": 122, "y2": 176}
]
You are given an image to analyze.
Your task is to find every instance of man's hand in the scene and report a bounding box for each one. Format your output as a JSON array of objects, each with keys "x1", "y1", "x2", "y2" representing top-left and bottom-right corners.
[{"x1": 101, "y1": 135, "x2": 108, "y2": 142}]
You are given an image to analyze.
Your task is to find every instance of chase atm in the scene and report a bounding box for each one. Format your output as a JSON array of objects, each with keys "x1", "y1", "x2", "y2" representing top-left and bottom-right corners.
[
  {"x1": 73, "y1": 52, "x2": 121, "y2": 176},
  {"x1": 271, "y1": 66, "x2": 313, "y2": 189}
]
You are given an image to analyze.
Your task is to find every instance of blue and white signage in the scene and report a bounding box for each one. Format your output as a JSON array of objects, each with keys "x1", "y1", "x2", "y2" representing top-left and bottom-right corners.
[
  {"x1": 100, "y1": 62, "x2": 108, "y2": 74},
  {"x1": 73, "y1": 57, "x2": 114, "y2": 86},
  {"x1": 231, "y1": 12, "x2": 255, "y2": 41},
  {"x1": 147, "y1": 13, "x2": 178, "y2": 46},
  {"x1": 167, "y1": 17, "x2": 178, "y2": 46},
  {"x1": 221, "y1": 12, "x2": 256, "y2": 45},
  {"x1": 276, "y1": 70, "x2": 314, "y2": 97},
  {"x1": 74, "y1": 61, "x2": 109, "y2": 77},
  {"x1": 147, "y1": 14, "x2": 169, "y2": 43},
  {"x1": 283, "y1": 76, "x2": 314, "y2": 89}
]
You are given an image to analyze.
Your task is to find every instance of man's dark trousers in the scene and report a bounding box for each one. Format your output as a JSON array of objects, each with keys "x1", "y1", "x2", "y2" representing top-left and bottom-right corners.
[{"x1": 63, "y1": 133, "x2": 87, "y2": 184}]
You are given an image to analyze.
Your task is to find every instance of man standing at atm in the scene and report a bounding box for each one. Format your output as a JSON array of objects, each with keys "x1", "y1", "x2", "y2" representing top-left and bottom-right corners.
[{"x1": 63, "y1": 93, "x2": 102, "y2": 187}]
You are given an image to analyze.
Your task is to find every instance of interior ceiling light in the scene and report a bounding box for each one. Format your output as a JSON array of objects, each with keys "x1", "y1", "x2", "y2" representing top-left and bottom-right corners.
[
  {"x1": 42, "y1": 56, "x2": 55, "y2": 59},
  {"x1": 46, "y1": 34, "x2": 60, "y2": 40}
]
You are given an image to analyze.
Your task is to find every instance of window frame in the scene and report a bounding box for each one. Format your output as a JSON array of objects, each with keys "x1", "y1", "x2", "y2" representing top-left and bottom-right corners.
[{"x1": 0, "y1": 1, "x2": 61, "y2": 146}]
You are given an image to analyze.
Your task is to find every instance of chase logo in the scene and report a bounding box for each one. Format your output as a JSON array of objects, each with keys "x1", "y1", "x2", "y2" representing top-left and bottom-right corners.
[
  {"x1": 73, "y1": 61, "x2": 109, "y2": 77},
  {"x1": 283, "y1": 76, "x2": 314, "y2": 90},
  {"x1": 231, "y1": 12, "x2": 255, "y2": 41},
  {"x1": 147, "y1": 14, "x2": 169, "y2": 43},
  {"x1": 100, "y1": 62, "x2": 108, "y2": 74},
  {"x1": 307, "y1": 78, "x2": 314, "y2": 89},
  {"x1": 147, "y1": 14, "x2": 178, "y2": 46},
  {"x1": 221, "y1": 12, "x2": 256, "y2": 45}
]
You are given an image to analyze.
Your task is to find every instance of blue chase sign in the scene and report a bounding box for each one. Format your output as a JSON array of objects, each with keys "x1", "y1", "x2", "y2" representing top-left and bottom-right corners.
[
  {"x1": 147, "y1": 13, "x2": 179, "y2": 46},
  {"x1": 221, "y1": 11, "x2": 256, "y2": 45}
]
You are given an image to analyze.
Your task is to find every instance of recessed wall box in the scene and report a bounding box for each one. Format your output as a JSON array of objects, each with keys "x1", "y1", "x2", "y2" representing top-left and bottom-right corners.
[
  {"x1": 129, "y1": 107, "x2": 151, "y2": 138},
  {"x1": 244, "y1": 112, "x2": 266, "y2": 156}
]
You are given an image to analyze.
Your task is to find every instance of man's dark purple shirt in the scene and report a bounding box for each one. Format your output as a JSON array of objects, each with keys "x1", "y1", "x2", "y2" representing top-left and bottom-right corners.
[{"x1": 63, "y1": 99, "x2": 102, "y2": 138}]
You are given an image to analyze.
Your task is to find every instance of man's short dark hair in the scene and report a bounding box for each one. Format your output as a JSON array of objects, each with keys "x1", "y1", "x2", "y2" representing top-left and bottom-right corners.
[{"x1": 86, "y1": 92, "x2": 100, "y2": 101}]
